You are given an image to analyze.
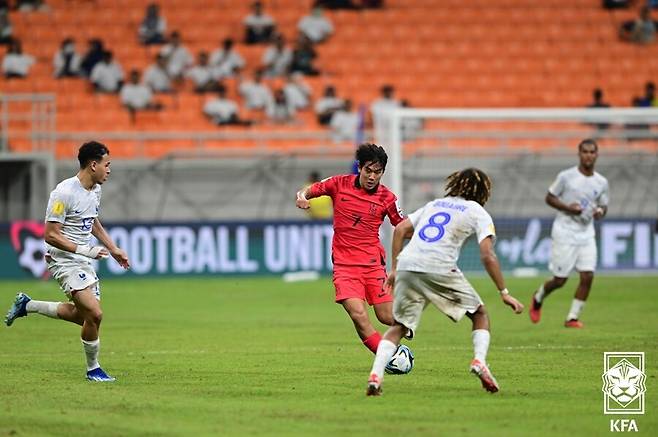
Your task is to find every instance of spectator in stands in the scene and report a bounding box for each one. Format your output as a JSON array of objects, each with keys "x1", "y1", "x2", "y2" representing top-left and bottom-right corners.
[
  {"x1": 588, "y1": 88, "x2": 611, "y2": 108},
  {"x1": 370, "y1": 84, "x2": 399, "y2": 120},
  {"x1": 283, "y1": 72, "x2": 311, "y2": 110},
  {"x1": 209, "y1": 38, "x2": 245, "y2": 79},
  {"x1": 315, "y1": 85, "x2": 344, "y2": 125},
  {"x1": 244, "y1": 1, "x2": 276, "y2": 44},
  {"x1": 204, "y1": 85, "x2": 251, "y2": 126},
  {"x1": 266, "y1": 89, "x2": 296, "y2": 124},
  {"x1": 603, "y1": 0, "x2": 629, "y2": 9},
  {"x1": 144, "y1": 53, "x2": 173, "y2": 93},
  {"x1": 620, "y1": 5, "x2": 656, "y2": 44},
  {"x1": 15, "y1": 0, "x2": 48, "y2": 12},
  {"x1": 586, "y1": 88, "x2": 611, "y2": 130},
  {"x1": 2, "y1": 39, "x2": 35, "y2": 79},
  {"x1": 262, "y1": 34, "x2": 293, "y2": 77},
  {"x1": 636, "y1": 81, "x2": 656, "y2": 106},
  {"x1": 316, "y1": 0, "x2": 359, "y2": 9},
  {"x1": 624, "y1": 95, "x2": 652, "y2": 134},
  {"x1": 186, "y1": 51, "x2": 219, "y2": 93},
  {"x1": 160, "y1": 30, "x2": 193, "y2": 79},
  {"x1": 330, "y1": 99, "x2": 359, "y2": 142},
  {"x1": 139, "y1": 3, "x2": 167, "y2": 45},
  {"x1": 290, "y1": 34, "x2": 319, "y2": 76},
  {"x1": 298, "y1": 5, "x2": 334, "y2": 44},
  {"x1": 90, "y1": 50, "x2": 124, "y2": 93},
  {"x1": 360, "y1": 0, "x2": 384, "y2": 7},
  {"x1": 80, "y1": 38, "x2": 105, "y2": 78},
  {"x1": 53, "y1": 37, "x2": 81, "y2": 78},
  {"x1": 120, "y1": 69, "x2": 163, "y2": 121},
  {"x1": 0, "y1": 9, "x2": 12, "y2": 45},
  {"x1": 400, "y1": 99, "x2": 424, "y2": 140},
  {"x1": 238, "y1": 69, "x2": 273, "y2": 111}
]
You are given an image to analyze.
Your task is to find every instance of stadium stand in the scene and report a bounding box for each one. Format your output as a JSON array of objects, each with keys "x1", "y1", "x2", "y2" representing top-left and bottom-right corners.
[{"x1": 1, "y1": 0, "x2": 658, "y2": 158}]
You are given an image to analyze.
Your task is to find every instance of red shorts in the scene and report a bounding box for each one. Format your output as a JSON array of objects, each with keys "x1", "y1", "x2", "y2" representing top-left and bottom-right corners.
[{"x1": 333, "y1": 265, "x2": 392, "y2": 306}]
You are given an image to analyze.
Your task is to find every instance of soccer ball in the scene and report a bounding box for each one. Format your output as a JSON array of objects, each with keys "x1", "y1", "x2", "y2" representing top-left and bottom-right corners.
[{"x1": 385, "y1": 344, "x2": 414, "y2": 375}]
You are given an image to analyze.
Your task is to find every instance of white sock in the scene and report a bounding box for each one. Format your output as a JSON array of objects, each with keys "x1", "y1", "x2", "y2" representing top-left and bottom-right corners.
[
  {"x1": 534, "y1": 284, "x2": 545, "y2": 303},
  {"x1": 472, "y1": 329, "x2": 490, "y2": 364},
  {"x1": 81, "y1": 338, "x2": 100, "y2": 371},
  {"x1": 566, "y1": 299, "x2": 586, "y2": 321},
  {"x1": 25, "y1": 300, "x2": 60, "y2": 319},
  {"x1": 370, "y1": 339, "x2": 397, "y2": 380}
]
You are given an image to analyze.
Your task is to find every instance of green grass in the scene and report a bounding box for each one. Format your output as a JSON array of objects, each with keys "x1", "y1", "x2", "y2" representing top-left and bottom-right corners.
[{"x1": 1, "y1": 275, "x2": 656, "y2": 436}]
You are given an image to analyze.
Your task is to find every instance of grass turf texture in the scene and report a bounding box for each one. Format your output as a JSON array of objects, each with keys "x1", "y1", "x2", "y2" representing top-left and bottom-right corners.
[{"x1": 1, "y1": 276, "x2": 656, "y2": 436}]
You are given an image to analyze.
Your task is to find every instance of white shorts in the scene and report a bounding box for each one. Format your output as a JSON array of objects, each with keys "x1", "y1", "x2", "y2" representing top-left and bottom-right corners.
[
  {"x1": 393, "y1": 270, "x2": 484, "y2": 332},
  {"x1": 46, "y1": 257, "x2": 100, "y2": 301},
  {"x1": 549, "y1": 239, "x2": 597, "y2": 277}
]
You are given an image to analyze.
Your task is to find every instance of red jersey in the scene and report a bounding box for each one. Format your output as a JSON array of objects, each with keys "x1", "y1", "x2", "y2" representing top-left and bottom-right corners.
[{"x1": 308, "y1": 174, "x2": 404, "y2": 267}]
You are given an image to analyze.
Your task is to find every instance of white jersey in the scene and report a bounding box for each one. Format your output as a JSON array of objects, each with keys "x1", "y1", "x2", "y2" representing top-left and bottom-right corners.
[
  {"x1": 548, "y1": 166, "x2": 609, "y2": 245},
  {"x1": 45, "y1": 176, "x2": 101, "y2": 261},
  {"x1": 397, "y1": 196, "x2": 495, "y2": 274}
]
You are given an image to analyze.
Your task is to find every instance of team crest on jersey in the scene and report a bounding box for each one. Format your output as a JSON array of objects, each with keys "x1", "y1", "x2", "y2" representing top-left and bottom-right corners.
[
  {"x1": 369, "y1": 204, "x2": 379, "y2": 216},
  {"x1": 394, "y1": 200, "x2": 404, "y2": 217}
]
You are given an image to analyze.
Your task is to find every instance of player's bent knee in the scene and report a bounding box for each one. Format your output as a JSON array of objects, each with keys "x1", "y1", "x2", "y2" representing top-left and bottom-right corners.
[
  {"x1": 85, "y1": 309, "x2": 103, "y2": 325},
  {"x1": 347, "y1": 308, "x2": 368, "y2": 323},
  {"x1": 376, "y1": 313, "x2": 394, "y2": 326}
]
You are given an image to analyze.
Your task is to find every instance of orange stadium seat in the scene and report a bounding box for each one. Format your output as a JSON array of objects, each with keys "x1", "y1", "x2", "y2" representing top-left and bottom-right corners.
[{"x1": 4, "y1": 0, "x2": 657, "y2": 153}]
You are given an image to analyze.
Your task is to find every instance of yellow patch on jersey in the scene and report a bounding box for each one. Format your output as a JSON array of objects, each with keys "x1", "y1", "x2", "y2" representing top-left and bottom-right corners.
[
  {"x1": 488, "y1": 223, "x2": 496, "y2": 235},
  {"x1": 51, "y1": 200, "x2": 65, "y2": 216}
]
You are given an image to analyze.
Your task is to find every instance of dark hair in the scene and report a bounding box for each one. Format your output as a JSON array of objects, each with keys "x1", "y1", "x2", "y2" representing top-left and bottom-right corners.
[
  {"x1": 78, "y1": 141, "x2": 109, "y2": 168},
  {"x1": 355, "y1": 143, "x2": 388, "y2": 170},
  {"x1": 578, "y1": 138, "x2": 598, "y2": 152},
  {"x1": 445, "y1": 168, "x2": 492, "y2": 206}
]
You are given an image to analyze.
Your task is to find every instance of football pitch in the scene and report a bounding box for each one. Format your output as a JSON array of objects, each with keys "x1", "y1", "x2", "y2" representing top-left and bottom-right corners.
[{"x1": 1, "y1": 275, "x2": 656, "y2": 436}]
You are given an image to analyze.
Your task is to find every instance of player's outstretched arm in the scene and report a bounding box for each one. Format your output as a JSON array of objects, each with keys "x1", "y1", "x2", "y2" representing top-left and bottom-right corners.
[
  {"x1": 385, "y1": 218, "x2": 414, "y2": 291},
  {"x1": 92, "y1": 218, "x2": 130, "y2": 269},
  {"x1": 45, "y1": 221, "x2": 109, "y2": 259},
  {"x1": 479, "y1": 236, "x2": 523, "y2": 314},
  {"x1": 545, "y1": 192, "x2": 582, "y2": 215}
]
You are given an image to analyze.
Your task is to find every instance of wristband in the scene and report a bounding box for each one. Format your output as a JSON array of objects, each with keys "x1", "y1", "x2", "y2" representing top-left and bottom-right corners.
[
  {"x1": 75, "y1": 245, "x2": 93, "y2": 257},
  {"x1": 499, "y1": 288, "x2": 510, "y2": 295},
  {"x1": 75, "y1": 245, "x2": 107, "y2": 259},
  {"x1": 296, "y1": 190, "x2": 307, "y2": 201}
]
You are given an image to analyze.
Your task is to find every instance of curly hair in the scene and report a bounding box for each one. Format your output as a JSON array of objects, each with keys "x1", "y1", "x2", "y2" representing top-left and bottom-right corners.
[{"x1": 445, "y1": 168, "x2": 492, "y2": 206}]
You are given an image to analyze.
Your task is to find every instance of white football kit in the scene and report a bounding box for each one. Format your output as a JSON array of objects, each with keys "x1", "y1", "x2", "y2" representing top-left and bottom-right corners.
[
  {"x1": 547, "y1": 166, "x2": 609, "y2": 277},
  {"x1": 45, "y1": 176, "x2": 102, "y2": 299},
  {"x1": 393, "y1": 196, "x2": 496, "y2": 331}
]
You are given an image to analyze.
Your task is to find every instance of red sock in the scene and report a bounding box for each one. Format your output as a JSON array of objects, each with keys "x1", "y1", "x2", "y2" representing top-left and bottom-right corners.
[{"x1": 362, "y1": 332, "x2": 382, "y2": 354}]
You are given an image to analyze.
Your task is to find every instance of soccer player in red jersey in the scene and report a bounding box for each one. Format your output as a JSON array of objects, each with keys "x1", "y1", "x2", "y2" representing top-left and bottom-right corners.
[{"x1": 296, "y1": 143, "x2": 405, "y2": 353}]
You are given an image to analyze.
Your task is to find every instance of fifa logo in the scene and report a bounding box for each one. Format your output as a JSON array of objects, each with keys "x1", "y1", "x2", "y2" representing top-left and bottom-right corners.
[{"x1": 602, "y1": 352, "x2": 646, "y2": 415}]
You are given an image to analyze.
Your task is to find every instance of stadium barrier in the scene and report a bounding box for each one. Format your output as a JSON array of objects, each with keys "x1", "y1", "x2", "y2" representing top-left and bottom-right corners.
[{"x1": 3, "y1": 218, "x2": 657, "y2": 280}]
